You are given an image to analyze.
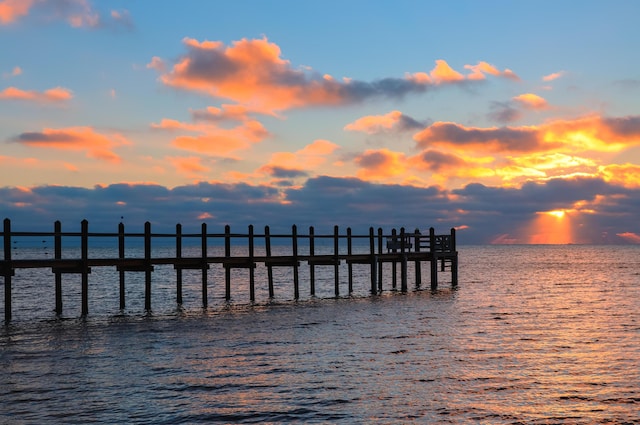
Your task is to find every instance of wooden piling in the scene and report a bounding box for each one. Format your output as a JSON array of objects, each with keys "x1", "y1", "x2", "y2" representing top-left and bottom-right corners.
[
  {"x1": 369, "y1": 227, "x2": 377, "y2": 294},
  {"x1": 309, "y1": 226, "x2": 316, "y2": 296},
  {"x1": 292, "y1": 225, "x2": 299, "y2": 300},
  {"x1": 201, "y1": 223, "x2": 208, "y2": 307},
  {"x1": 81, "y1": 219, "x2": 89, "y2": 316},
  {"x1": 265, "y1": 225, "x2": 274, "y2": 298},
  {"x1": 3, "y1": 218, "x2": 12, "y2": 323},
  {"x1": 391, "y1": 228, "x2": 397, "y2": 289},
  {"x1": 118, "y1": 222, "x2": 126, "y2": 310},
  {"x1": 377, "y1": 228, "x2": 383, "y2": 292},
  {"x1": 429, "y1": 227, "x2": 437, "y2": 290},
  {"x1": 175, "y1": 223, "x2": 183, "y2": 305},
  {"x1": 248, "y1": 225, "x2": 255, "y2": 302},
  {"x1": 451, "y1": 227, "x2": 458, "y2": 287},
  {"x1": 144, "y1": 221, "x2": 151, "y2": 311},
  {"x1": 55, "y1": 221, "x2": 63, "y2": 315},
  {"x1": 347, "y1": 227, "x2": 353, "y2": 294},
  {"x1": 333, "y1": 225, "x2": 339, "y2": 297},
  {"x1": 400, "y1": 227, "x2": 408, "y2": 292},
  {"x1": 414, "y1": 228, "x2": 422, "y2": 288},
  {"x1": 225, "y1": 225, "x2": 231, "y2": 301}
]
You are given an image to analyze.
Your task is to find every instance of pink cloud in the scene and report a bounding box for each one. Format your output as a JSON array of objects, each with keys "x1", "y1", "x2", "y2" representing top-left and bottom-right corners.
[
  {"x1": 150, "y1": 37, "x2": 518, "y2": 113},
  {"x1": 0, "y1": 0, "x2": 35, "y2": 24},
  {"x1": 11, "y1": 126, "x2": 128, "y2": 162},
  {"x1": 542, "y1": 71, "x2": 565, "y2": 82},
  {"x1": 0, "y1": 86, "x2": 73, "y2": 103}
]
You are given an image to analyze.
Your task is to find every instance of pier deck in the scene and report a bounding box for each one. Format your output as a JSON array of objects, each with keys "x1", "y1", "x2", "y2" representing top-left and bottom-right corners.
[{"x1": 1, "y1": 219, "x2": 458, "y2": 323}]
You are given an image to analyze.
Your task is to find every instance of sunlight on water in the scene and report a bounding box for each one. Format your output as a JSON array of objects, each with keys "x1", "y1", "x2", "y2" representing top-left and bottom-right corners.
[{"x1": 1, "y1": 245, "x2": 639, "y2": 423}]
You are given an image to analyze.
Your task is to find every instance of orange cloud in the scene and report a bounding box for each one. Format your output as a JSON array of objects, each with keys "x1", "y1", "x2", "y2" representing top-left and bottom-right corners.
[
  {"x1": 0, "y1": 0, "x2": 35, "y2": 24},
  {"x1": 542, "y1": 71, "x2": 565, "y2": 82},
  {"x1": 151, "y1": 37, "x2": 518, "y2": 113},
  {"x1": 430, "y1": 60, "x2": 465, "y2": 83},
  {"x1": 616, "y1": 232, "x2": 640, "y2": 244},
  {"x1": 168, "y1": 156, "x2": 211, "y2": 178},
  {"x1": 464, "y1": 61, "x2": 519, "y2": 81},
  {"x1": 599, "y1": 163, "x2": 640, "y2": 188},
  {"x1": 258, "y1": 139, "x2": 340, "y2": 178},
  {"x1": 0, "y1": 86, "x2": 73, "y2": 103},
  {"x1": 513, "y1": 93, "x2": 548, "y2": 109},
  {"x1": 415, "y1": 114, "x2": 640, "y2": 155},
  {"x1": 11, "y1": 127, "x2": 128, "y2": 162},
  {"x1": 344, "y1": 110, "x2": 404, "y2": 133},
  {"x1": 355, "y1": 149, "x2": 407, "y2": 179}
]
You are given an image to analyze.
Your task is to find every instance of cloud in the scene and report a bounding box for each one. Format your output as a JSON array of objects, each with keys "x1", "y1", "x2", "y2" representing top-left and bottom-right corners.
[
  {"x1": 0, "y1": 0, "x2": 133, "y2": 29},
  {"x1": 417, "y1": 114, "x2": 640, "y2": 156},
  {"x1": 0, "y1": 86, "x2": 73, "y2": 103},
  {"x1": 414, "y1": 122, "x2": 545, "y2": 153},
  {"x1": 168, "y1": 156, "x2": 211, "y2": 178},
  {"x1": 2, "y1": 176, "x2": 640, "y2": 244},
  {"x1": 257, "y1": 139, "x2": 340, "y2": 182},
  {"x1": 542, "y1": 71, "x2": 565, "y2": 82},
  {"x1": 344, "y1": 110, "x2": 429, "y2": 134},
  {"x1": 0, "y1": 0, "x2": 35, "y2": 24},
  {"x1": 2, "y1": 66, "x2": 22, "y2": 78},
  {"x1": 487, "y1": 101, "x2": 522, "y2": 123},
  {"x1": 150, "y1": 37, "x2": 518, "y2": 113},
  {"x1": 9, "y1": 126, "x2": 128, "y2": 162},
  {"x1": 190, "y1": 104, "x2": 254, "y2": 122},
  {"x1": 354, "y1": 149, "x2": 407, "y2": 179},
  {"x1": 464, "y1": 61, "x2": 520, "y2": 81},
  {"x1": 411, "y1": 149, "x2": 467, "y2": 172},
  {"x1": 513, "y1": 93, "x2": 548, "y2": 110},
  {"x1": 152, "y1": 116, "x2": 270, "y2": 156}
]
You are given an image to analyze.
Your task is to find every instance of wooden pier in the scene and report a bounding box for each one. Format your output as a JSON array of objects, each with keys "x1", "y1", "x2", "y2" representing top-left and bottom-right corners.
[{"x1": 1, "y1": 219, "x2": 458, "y2": 323}]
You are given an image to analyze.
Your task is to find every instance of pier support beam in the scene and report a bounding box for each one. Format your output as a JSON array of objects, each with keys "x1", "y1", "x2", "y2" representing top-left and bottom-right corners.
[
  {"x1": 429, "y1": 227, "x2": 438, "y2": 290},
  {"x1": 3, "y1": 218, "x2": 12, "y2": 323}
]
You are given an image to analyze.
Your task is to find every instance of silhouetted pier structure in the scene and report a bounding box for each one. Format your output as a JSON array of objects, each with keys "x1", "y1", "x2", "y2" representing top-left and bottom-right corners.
[{"x1": 1, "y1": 218, "x2": 458, "y2": 323}]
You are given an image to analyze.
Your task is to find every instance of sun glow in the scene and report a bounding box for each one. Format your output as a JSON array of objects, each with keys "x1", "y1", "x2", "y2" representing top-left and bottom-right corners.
[{"x1": 528, "y1": 209, "x2": 573, "y2": 244}]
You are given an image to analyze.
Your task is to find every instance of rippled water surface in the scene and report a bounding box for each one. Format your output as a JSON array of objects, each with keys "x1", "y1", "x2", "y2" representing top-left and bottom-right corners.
[{"x1": 1, "y1": 245, "x2": 639, "y2": 423}]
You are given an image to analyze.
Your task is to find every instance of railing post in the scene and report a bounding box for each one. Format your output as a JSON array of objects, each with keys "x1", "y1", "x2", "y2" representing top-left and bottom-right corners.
[
  {"x1": 225, "y1": 225, "x2": 231, "y2": 301},
  {"x1": 144, "y1": 221, "x2": 152, "y2": 311},
  {"x1": 55, "y1": 220, "x2": 63, "y2": 315},
  {"x1": 391, "y1": 228, "x2": 397, "y2": 289},
  {"x1": 347, "y1": 227, "x2": 353, "y2": 294},
  {"x1": 377, "y1": 227, "x2": 383, "y2": 292},
  {"x1": 3, "y1": 218, "x2": 12, "y2": 323},
  {"x1": 265, "y1": 226, "x2": 274, "y2": 298},
  {"x1": 175, "y1": 223, "x2": 183, "y2": 305},
  {"x1": 309, "y1": 226, "x2": 315, "y2": 296},
  {"x1": 248, "y1": 224, "x2": 255, "y2": 302},
  {"x1": 369, "y1": 227, "x2": 377, "y2": 294},
  {"x1": 118, "y1": 222, "x2": 125, "y2": 310},
  {"x1": 333, "y1": 225, "x2": 339, "y2": 297},
  {"x1": 292, "y1": 225, "x2": 299, "y2": 300},
  {"x1": 201, "y1": 223, "x2": 208, "y2": 308},
  {"x1": 414, "y1": 228, "x2": 421, "y2": 288},
  {"x1": 81, "y1": 219, "x2": 89, "y2": 316},
  {"x1": 400, "y1": 227, "x2": 407, "y2": 292},
  {"x1": 429, "y1": 227, "x2": 437, "y2": 290},
  {"x1": 451, "y1": 227, "x2": 458, "y2": 287}
]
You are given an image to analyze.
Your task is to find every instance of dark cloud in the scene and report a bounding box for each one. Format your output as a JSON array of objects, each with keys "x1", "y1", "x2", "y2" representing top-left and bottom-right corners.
[
  {"x1": 487, "y1": 101, "x2": 522, "y2": 124},
  {"x1": 417, "y1": 150, "x2": 466, "y2": 171},
  {"x1": 2, "y1": 176, "x2": 639, "y2": 244},
  {"x1": 415, "y1": 122, "x2": 543, "y2": 152},
  {"x1": 262, "y1": 166, "x2": 308, "y2": 179},
  {"x1": 12, "y1": 131, "x2": 77, "y2": 143},
  {"x1": 398, "y1": 114, "x2": 431, "y2": 131},
  {"x1": 603, "y1": 115, "x2": 640, "y2": 136}
]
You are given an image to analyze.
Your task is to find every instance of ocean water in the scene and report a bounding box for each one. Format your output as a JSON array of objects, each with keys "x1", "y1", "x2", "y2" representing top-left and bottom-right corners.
[{"x1": 1, "y1": 245, "x2": 639, "y2": 424}]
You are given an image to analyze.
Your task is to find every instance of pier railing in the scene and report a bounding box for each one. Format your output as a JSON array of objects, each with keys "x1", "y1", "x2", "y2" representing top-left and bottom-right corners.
[{"x1": 1, "y1": 218, "x2": 458, "y2": 322}]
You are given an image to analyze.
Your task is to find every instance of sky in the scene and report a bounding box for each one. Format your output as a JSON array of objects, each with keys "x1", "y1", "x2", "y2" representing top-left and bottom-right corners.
[{"x1": 1, "y1": 0, "x2": 640, "y2": 244}]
